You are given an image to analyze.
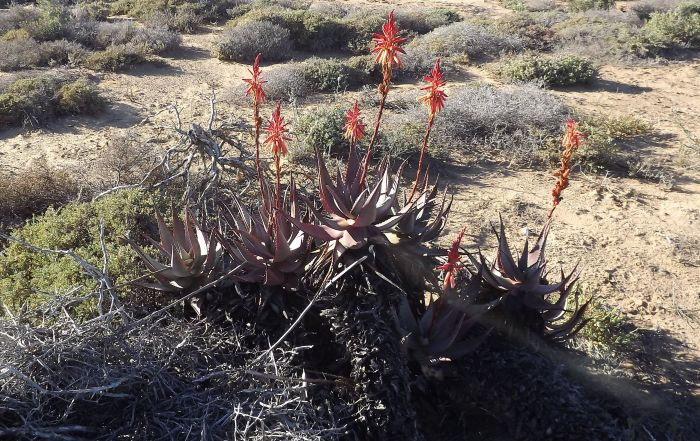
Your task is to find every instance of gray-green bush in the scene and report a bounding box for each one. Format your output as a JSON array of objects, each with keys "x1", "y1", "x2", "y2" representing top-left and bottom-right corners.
[
  {"x1": 215, "y1": 20, "x2": 292, "y2": 61},
  {"x1": 413, "y1": 22, "x2": 523, "y2": 60},
  {"x1": 501, "y1": 55, "x2": 599, "y2": 86},
  {"x1": 290, "y1": 106, "x2": 348, "y2": 162}
]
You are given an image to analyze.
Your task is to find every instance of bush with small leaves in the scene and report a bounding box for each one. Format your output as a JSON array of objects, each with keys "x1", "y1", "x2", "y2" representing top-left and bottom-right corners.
[
  {"x1": 492, "y1": 13, "x2": 557, "y2": 51},
  {"x1": 215, "y1": 20, "x2": 292, "y2": 62},
  {"x1": 57, "y1": 79, "x2": 106, "y2": 114},
  {"x1": 131, "y1": 25, "x2": 181, "y2": 54},
  {"x1": 289, "y1": 106, "x2": 348, "y2": 162},
  {"x1": 343, "y1": 9, "x2": 385, "y2": 52},
  {"x1": 630, "y1": 0, "x2": 683, "y2": 19},
  {"x1": 0, "y1": 189, "x2": 168, "y2": 317},
  {"x1": 0, "y1": 159, "x2": 81, "y2": 225},
  {"x1": 259, "y1": 64, "x2": 312, "y2": 101},
  {"x1": 632, "y1": 5, "x2": 700, "y2": 55},
  {"x1": 0, "y1": 74, "x2": 105, "y2": 128},
  {"x1": 0, "y1": 4, "x2": 41, "y2": 35},
  {"x1": 394, "y1": 8, "x2": 461, "y2": 35},
  {"x1": 300, "y1": 57, "x2": 366, "y2": 91},
  {"x1": 567, "y1": 0, "x2": 615, "y2": 12},
  {"x1": 0, "y1": 37, "x2": 42, "y2": 71},
  {"x1": 84, "y1": 44, "x2": 147, "y2": 71},
  {"x1": 501, "y1": 55, "x2": 599, "y2": 86},
  {"x1": 414, "y1": 21, "x2": 523, "y2": 60},
  {"x1": 94, "y1": 21, "x2": 137, "y2": 50},
  {"x1": 26, "y1": 0, "x2": 72, "y2": 41}
]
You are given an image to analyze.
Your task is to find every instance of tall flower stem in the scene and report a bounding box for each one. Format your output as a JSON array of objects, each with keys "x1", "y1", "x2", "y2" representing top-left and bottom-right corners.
[
  {"x1": 274, "y1": 153, "x2": 282, "y2": 212},
  {"x1": 409, "y1": 112, "x2": 435, "y2": 201},
  {"x1": 359, "y1": 69, "x2": 391, "y2": 186}
]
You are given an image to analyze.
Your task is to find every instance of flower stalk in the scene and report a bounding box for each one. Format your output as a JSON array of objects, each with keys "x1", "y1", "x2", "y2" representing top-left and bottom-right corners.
[
  {"x1": 243, "y1": 53, "x2": 268, "y2": 210},
  {"x1": 410, "y1": 58, "x2": 447, "y2": 201},
  {"x1": 360, "y1": 11, "x2": 406, "y2": 186},
  {"x1": 548, "y1": 118, "x2": 586, "y2": 219},
  {"x1": 263, "y1": 103, "x2": 290, "y2": 215}
]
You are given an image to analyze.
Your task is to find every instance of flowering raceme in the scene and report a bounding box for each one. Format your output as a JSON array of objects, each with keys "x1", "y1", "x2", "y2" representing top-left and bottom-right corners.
[
  {"x1": 549, "y1": 118, "x2": 586, "y2": 218},
  {"x1": 371, "y1": 11, "x2": 406, "y2": 70},
  {"x1": 243, "y1": 53, "x2": 266, "y2": 105},
  {"x1": 437, "y1": 227, "x2": 465, "y2": 290},
  {"x1": 343, "y1": 100, "x2": 366, "y2": 144},
  {"x1": 420, "y1": 58, "x2": 447, "y2": 117},
  {"x1": 263, "y1": 103, "x2": 291, "y2": 157}
]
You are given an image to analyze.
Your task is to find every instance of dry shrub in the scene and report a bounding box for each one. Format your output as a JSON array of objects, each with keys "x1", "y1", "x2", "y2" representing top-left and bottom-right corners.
[
  {"x1": 215, "y1": 20, "x2": 292, "y2": 62},
  {"x1": 0, "y1": 160, "x2": 81, "y2": 224},
  {"x1": 94, "y1": 131, "x2": 155, "y2": 187},
  {"x1": 414, "y1": 21, "x2": 523, "y2": 60}
]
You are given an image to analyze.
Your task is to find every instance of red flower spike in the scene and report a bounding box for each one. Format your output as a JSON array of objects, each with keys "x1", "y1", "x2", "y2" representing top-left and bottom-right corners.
[
  {"x1": 419, "y1": 58, "x2": 447, "y2": 117},
  {"x1": 263, "y1": 103, "x2": 291, "y2": 157},
  {"x1": 548, "y1": 118, "x2": 586, "y2": 218},
  {"x1": 243, "y1": 53, "x2": 266, "y2": 105},
  {"x1": 437, "y1": 226, "x2": 466, "y2": 290},
  {"x1": 343, "y1": 100, "x2": 366, "y2": 143},
  {"x1": 371, "y1": 11, "x2": 407, "y2": 69}
]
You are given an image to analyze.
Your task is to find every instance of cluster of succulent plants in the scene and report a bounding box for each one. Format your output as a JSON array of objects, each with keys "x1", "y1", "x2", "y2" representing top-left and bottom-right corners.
[{"x1": 128, "y1": 11, "x2": 592, "y2": 438}]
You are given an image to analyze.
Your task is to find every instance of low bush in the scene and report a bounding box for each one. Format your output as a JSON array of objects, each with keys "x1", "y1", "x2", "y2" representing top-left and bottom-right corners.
[
  {"x1": 631, "y1": 5, "x2": 700, "y2": 56},
  {"x1": 215, "y1": 20, "x2": 292, "y2": 62},
  {"x1": 57, "y1": 79, "x2": 106, "y2": 114},
  {"x1": 567, "y1": 0, "x2": 615, "y2": 12},
  {"x1": 0, "y1": 74, "x2": 106, "y2": 128},
  {"x1": 0, "y1": 160, "x2": 81, "y2": 224},
  {"x1": 414, "y1": 22, "x2": 523, "y2": 60},
  {"x1": 552, "y1": 10, "x2": 643, "y2": 61},
  {"x1": 84, "y1": 44, "x2": 147, "y2": 71},
  {"x1": 383, "y1": 83, "x2": 568, "y2": 163},
  {"x1": 492, "y1": 13, "x2": 558, "y2": 51},
  {"x1": 300, "y1": 57, "x2": 367, "y2": 91},
  {"x1": 0, "y1": 4, "x2": 41, "y2": 35},
  {"x1": 290, "y1": 106, "x2": 348, "y2": 162},
  {"x1": 94, "y1": 21, "x2": 137, "y2": 49},
  {"x1": 501, "y1": 55, "x2": 599, "y2": 86},
  {"x1": 0, "y1": 37, "x2": 88, "y2": 71},
  {"x1": 258, "y1": 64, "x2": 312, "y2": 102},
  {"x1": 131, "y1": 25, "x2": 181, "y2": 54},
  {"x1": 393, "y1": 8, "x2": 461, "y2": 35},
  {"x1": 343, "y1": 9, "x2": 385, "y2": 52},
  {"x1": 0, "y1": 189, "x2": 168, "y2": 316},
  {"x1": 630, "y1": 0, "x2": 683, "y2": 19},
  {"x1": 574, "y1": 113, "x2": 653, "y2": 165}
]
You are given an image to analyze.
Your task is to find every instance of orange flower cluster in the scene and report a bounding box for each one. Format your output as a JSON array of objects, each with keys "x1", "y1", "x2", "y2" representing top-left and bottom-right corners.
[
  {"x1": 371, "y1": 11, "x2": 406, "y2": 70},
  {"x1": 343, "y1": 100, "x2": 366, "y2": 144},
  {"x1": 243, "y1": 53, "x2": 266, "y2": 105},
  {"x1": 437, "y1": 227, "x2": 466, "y2": 290},
  {"x1": 549, "y1": 118, "x2": 586, "y2": 218},
  {"x1": 263, "y1": 103, "x2": 291, "y2": 157},
  {"x1": 419, "y1": 58, "x2": 447, "y2": 117}
]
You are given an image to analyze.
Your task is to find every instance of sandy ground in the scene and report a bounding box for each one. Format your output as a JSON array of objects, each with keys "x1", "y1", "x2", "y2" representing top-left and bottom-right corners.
[{"x1": 1, "y1": 0, "x2": 699, "y2": 401}]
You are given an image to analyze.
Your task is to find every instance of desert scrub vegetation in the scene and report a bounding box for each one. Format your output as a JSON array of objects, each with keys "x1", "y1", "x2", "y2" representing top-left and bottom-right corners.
[
  {"x1": 4, "y1": 11, "x2": 693, "y2": 441},
  {"x1": 0, "y1": 189, "x2": 168, "y2": 316},
  {"x1": 0, "y1": 1, "x2": 179, "y2": 72},
  {"x1": 0, "y1": 74, "x2": 105, "y2": 129},
  {"x1": 411, "y1": 21, "x2": 523, "y2": 61},
  {"x1": 573, "y1": 113, "x2": 654, "y2": 166},
  {"x1": 500, "y1": 55, "x2": 599, "y2": 86},
  {"x1": 0, "y1": 161, "x2": 81, "y2": 225},
  {"x1": 289, "y1": 106, "x2": 348, "y2": 161},
  {"x1": 566, "y1": 0, "x2": 615, "y2": 12},
  {"x1": 214, "y1": 20, "x2": 292, "y2": 61},
  {"x1": 382, "y1": 83, "x2": 568, "y2": 163}
]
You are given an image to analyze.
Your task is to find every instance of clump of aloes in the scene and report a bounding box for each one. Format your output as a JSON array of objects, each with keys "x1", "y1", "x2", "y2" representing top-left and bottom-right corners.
[{"x1": 217, "y1": 59, "x2": 310, "y2": 290}]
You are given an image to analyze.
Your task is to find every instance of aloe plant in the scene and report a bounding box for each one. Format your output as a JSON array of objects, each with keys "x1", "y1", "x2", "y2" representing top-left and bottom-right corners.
[
  {"x1": 472, "y1": 219, "x2": 590, "y2": 340},
  {"x1": 127, "y1": 205, "x2": 223, "y2": 293},
  {"x1": 219, "y1": 179, "x2": 311, "y2": 290},
  {"x1": 399, "y1": 273, "x2": 490, "y2": 366}
]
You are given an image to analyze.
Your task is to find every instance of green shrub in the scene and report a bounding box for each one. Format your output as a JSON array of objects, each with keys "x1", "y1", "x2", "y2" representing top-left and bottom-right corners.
[
  {"x1": 229, "y1": 6, "x2": 349, "y2": 51},
  {"x1": 501, "y1": 55, "x2": 599, "y2": 86},
  {"x1": 290, "y1": 106, "x2": 348, "y2": 162},
  {"x1": 57, "y1": 79, "x2": 106, "y2": 114},
  {"x1": 0, "y1": 75, "x2": 105, "y2": 128},
  {"x1": 300, "y1": 57, "x2": 367, "y2": 91},
  {"x1": 632, "y1": 6, "x2": 700, "y2": 55},
  {"x1": 394, "y1": 8, "x2": 461, "y2": 35},
  {"x1": 0, "y1": 190, "x2": 168, "y2": 317},
  {"x1": 492, "y1": 14, "x2": 557, "y2": 51},
  {"x1": 567, "y1": 0, "x2": 615, "y2": 12},
  {"x1": 1, "y1": 28, "x2": 31, "y2": 41},
  {"x1": 84, "y1": 44, "x2": 146, "y2": 71},
  {"x1": 577, "y1": 297, "x2": 638, "y2": 352},
  {"x1": 343, "y1": 10, "x2": 385, "y2": 53},
  {"x1": 574, "y1": 113, "x2": 652, "y2": 165},
  {"x1": 215, "y1": 20, "x2": 292, "y2": 62},
  {"x1": 27, "y1": 0, "x2": 72, "y2": 41}
]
